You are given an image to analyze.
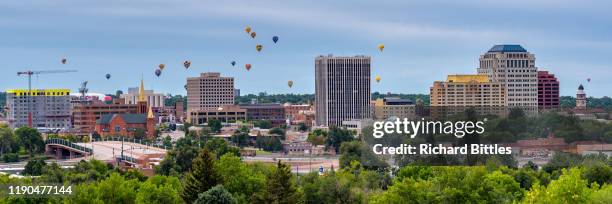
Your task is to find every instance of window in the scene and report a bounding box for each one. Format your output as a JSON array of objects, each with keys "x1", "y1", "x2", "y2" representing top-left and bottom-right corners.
[{"x1": 115, "y1": 126, "x2": 121, "y2": 132}]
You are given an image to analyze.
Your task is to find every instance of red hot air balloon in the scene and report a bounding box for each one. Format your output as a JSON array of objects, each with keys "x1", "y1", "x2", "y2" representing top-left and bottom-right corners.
[{"x1": 245, "y1": 64, "x2": 252, "y2": 71}]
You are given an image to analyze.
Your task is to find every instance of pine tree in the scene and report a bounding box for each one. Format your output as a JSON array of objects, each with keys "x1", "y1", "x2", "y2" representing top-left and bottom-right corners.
[
  {"x1": 255, "y1": 161, "x2": 300, "y2": 204},
  {"x1": 181, "y1": 148, "x2": 220, "y2": 203}
]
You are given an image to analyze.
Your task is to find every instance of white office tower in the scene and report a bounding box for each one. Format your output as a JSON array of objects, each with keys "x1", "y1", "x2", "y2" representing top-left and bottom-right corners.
[
  {"x1": 477, "y1": 45, "x2": 538, "y2": 109},
  {"x1": 315, "y1": 55, "x2": 371, "y2": 127}
]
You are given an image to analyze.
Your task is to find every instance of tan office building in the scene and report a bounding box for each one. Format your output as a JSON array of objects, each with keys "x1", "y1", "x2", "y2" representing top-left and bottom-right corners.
[
  {"x1": 429, "y1": 74, "x2": 507, "y2": 118},
  {"x1": 187, "y1": 72, "x2": 235, "y2": 112},
  {"x1": 372, "y1": 98, "x2": 416, "y2": 120}
]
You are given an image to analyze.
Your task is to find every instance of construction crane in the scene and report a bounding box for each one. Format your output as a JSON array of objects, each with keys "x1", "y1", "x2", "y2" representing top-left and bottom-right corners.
[{"x1": 16, "y1": 69, "x2": 78, "y2": 127}]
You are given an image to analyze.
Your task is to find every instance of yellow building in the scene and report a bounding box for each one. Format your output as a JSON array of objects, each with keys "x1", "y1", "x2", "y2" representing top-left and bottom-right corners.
[
  {"x1": 372, "y1": 98, "x2": 416, "y2": 120},
  {"x1": 430, "y1": 74, "x2": 507, "y2": 117}
]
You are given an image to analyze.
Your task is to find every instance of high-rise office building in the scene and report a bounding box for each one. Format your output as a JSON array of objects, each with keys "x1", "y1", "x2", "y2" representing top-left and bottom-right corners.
[
  {"x1": 477, "y1": 45, "x2": 538, "y2": 108},
  {"x1": 315, "y1": 55, "x2": 371, "y2": 127},
  {"x1": 5, "y1": 89, "x2": 72, "y2": 130},
  {"x1": 537, "y1": 71, "x2": 560, "y2": 110},
  {"x1": 186, "y1": 72, "x2": 235, "y2": 122}
]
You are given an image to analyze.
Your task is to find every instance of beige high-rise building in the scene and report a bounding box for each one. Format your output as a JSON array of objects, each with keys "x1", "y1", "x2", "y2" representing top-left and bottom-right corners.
[
  {"x1": 477, "y1": 45, "x2": 538, "y2": 108},
  {"x1": 315, "y1": 55, "x2": 371, "y2": 127},
  {"x1": 430, "y1": 74, "x2": 506, "y2": 106},
  {"x1": 186, "y1": 72, "x2": 235, "y2": 116}
]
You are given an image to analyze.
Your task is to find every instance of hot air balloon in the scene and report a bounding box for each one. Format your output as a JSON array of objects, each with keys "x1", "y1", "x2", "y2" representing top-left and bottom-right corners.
[
  {"x1": 288, "y1": 80, "x2": 293, "y2": 88},
  {"x1": 256, "y1": 44, "x2": 263, "y2": 52},
  {"x1": 272, "y1": 36, "x2": 279, "y2": 43},
  {"x1": 105, "y1": 74, "x2": 111, "y2": 80},
  {"x1": 231, "y1": 61, "x2": 236, "y2": 66},
  {"x1": 245, "y1": 64, "x2": 252, "y2": 71},
  {"x1": 378, "y1": 44, "x2": 385, "y2": 52},
  {"x1": 61, "y1": 57, "x2": 67, "y2": 64},
  {"x1": 587, "y1": 78, "x2": 591, "y2": 82},
  {"x1": 184, "y1": 60, "x2": 191, "y2": 69},
  {"x1": 250, "y1": 32, "x2": 256, "y2": 38},
  {"x1": 184, "y1": 84, "x2": 187, "y2": 90},
  {"x1": 375, "y1": 75, "x2": 381, "y2": 83},
  {"x1": 155, "y1": 69, "x2": 162, "y2": 77},
  {"x1": 245, "y1": 26, "x2": 252, "y2": 34},
  {"x1": 158, "y1": 64, "x2": 165, "y2": 70}
]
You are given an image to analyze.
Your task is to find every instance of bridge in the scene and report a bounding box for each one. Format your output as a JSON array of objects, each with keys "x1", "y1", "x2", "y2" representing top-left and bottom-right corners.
[{"x1": 45, "y1": 138, "x2": 167, "y2": 170}]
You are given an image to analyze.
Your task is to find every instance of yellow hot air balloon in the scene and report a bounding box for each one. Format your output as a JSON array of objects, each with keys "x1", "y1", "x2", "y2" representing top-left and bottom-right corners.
[
  {"x1": 159, "y1": 64, "x2": 165, "y2": 70},
  {"x1": 378, "y1": 44, "x2": 385, "y2": 52},
  {"x1": 288, "y1": 80, "x2": 293, "y2": 88},
  {"x1": 256, "y1": 44, "x2": 263, "y2": 52},
  {"x1": 245, "y1": 26, "x2": 252, "y2": 34},
  {"x1": 375, "y1": 75, "x2": 381, "y2": 83},
  {"x1": 250, "y1": 32, "x2": 257, "y2": 38}
]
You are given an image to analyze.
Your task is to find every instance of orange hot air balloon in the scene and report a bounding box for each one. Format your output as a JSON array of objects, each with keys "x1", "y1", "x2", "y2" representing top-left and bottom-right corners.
[
  {"x1": 245, "y1": 26, "x2": 252, "y2": 34},
  {"x1": 256, "y1": 44, "x2": 263, "y2": 52},
  {"x1": 245, "y1": 64, "x2": 252, "y2": 71},
  {"x1": 287, "y1": 80, "x2": 293, "y2": 88},
  {"x1": 159, "y1": 63, "x2": 165, "y2": 70},
  {"x1": 378, "y1": 44, "x2": 385, "y2": 52},
  {"x1": 250, "y1": 32, "x2": 256, "y2": 38}
]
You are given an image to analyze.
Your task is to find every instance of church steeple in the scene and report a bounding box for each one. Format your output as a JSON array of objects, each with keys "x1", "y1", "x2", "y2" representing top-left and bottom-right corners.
[{"x1": 138, "y1": 77, "x2": 146, "y2": 102}]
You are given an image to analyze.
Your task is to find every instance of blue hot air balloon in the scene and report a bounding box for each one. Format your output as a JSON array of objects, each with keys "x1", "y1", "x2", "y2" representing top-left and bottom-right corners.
[
  {"x1": 272, "y1": 36, "x2": 279, "y2": 43},
  {"x1": 231, "y1": 61, "x2": 236, "y2": 66},
  {"x1": 155, "y1": 69, "x2": 162, "y2": 77},
  {"x1": 105, "y1": 74, "x2": 111, "y2": 80}
]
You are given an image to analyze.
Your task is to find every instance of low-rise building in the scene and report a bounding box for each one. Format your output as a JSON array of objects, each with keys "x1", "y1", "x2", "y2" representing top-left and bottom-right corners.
[
  {"x1": 94, "y1": 110, "x2": 156, "y2": 139},
  {"x1": 372, "y1": 97, "x2": 416, "y2": 120},
  {"x1": 239, "y1": 103, "x2": 286, "y2": 126},
  {"x1": 188, "y1": 105, "x2": 247, "y2": 125}
]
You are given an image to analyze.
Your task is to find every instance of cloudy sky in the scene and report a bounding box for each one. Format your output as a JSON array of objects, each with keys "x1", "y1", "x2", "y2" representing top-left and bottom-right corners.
[{"x1": 1, "y1": 0, "x2": 610, "y2": 97}]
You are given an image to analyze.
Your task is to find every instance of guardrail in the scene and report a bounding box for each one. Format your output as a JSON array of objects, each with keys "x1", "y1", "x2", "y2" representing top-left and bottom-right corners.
[
  {"x1": 117, "y1": 154, "x2": 137, "y2": 163},
  {"x1": 46, "y1": 138, "x2": 93, "y2": 154},
  {"x1": 92, "y1": 137, "x2": 168, "y2": 150}
]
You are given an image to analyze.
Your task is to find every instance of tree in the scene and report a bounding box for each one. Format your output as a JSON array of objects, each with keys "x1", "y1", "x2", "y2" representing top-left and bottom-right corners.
[
  {"x1": 231, "y1": 126, "x2": 250, "y2": 148},
  {"x1": 326, "y1": 126, "x2": 354, "y2": 152},
  {"x1": 135, "y1": 175, "x2": 182, "y2": 204},
  {"x1": 298, "y1": 123, "x2": 308, "y2": 132},
  {"x1": 0, "y1": 126, "x2": 18, "y2": 156},
  {"x1": 253, "y1": 120, "x2": 272, "y2": 129},
  {"x1": 162, "y1": 136, "x2": 172, "y2": 149},
  {"x1": 181, "y1": 149, "x2": 220, "y2": 204},
  {"x1": 215, "y1": 154, "x2": 266, "y2": 202},
  {"x1": 22, "y1": 157, "x2": 47, "y2": 176},
  {"x1": 115, "y1": 90, "x2": 123, "y2": 98},
  {"x1": 523, "y1": 168, "x2": 595, "y2": 204},
  {"x1": 208, "y1": 119, "x2": 223, "y2": 133},
  {"x1": 194, "y1": 185, "x2": 237, "y2": 204},
  {"x1": 69, "y1": 173, "x2": 140, "y2": 204},
  {"x1": 204, "y1": 138, "x2": 240, "y2": 159},
  {"x1": 269, "y1": 127, "x2": 285, "y2": 139},
  {"x1": 133, "y1": 128, "x2": 146, "y2": 140},
  {"x1": 15, "y1": 127, "x2": 44, "y2": 157},
  {"x1": 254, "y1": 161, "x2": 300, "y2": 203}
]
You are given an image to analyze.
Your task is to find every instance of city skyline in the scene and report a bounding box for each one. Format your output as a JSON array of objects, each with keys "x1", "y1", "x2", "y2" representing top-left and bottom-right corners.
[{"x1": 2, "y1": 0, "x2": 611, "y2": 97}]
